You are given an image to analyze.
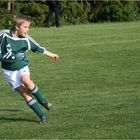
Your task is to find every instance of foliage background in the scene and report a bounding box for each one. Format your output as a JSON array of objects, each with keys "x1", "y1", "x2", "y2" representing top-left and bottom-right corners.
[{"x1": 0, "y1": 0, "x2": 140, "y2": 28}]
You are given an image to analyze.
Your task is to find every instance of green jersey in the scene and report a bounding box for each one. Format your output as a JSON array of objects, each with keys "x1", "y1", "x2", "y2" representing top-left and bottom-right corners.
[{"x1": 0, "y1": 30, "x2": 45, "y2": 71}]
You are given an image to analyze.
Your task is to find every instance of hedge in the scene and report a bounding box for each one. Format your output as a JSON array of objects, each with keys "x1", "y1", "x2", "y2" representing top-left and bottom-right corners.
[{"x1": 0, "y1": 0, "x2": 139, "y2": 28}]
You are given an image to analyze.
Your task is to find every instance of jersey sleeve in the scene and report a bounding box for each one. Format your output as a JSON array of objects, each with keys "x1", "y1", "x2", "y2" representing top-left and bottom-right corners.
[
  {"x1": 27, "y1": 35, "x2": 45, "y2": 54},
  {"x1": 0, "y1": 30, "x2": 5, "y2": 57},
  {"x1": 0, "y1": 30, "x2": 4, "y2": 45}
]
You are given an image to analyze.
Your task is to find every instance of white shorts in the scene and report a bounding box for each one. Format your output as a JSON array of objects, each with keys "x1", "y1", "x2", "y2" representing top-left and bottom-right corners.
[{"x1": 2, "y1": 66, "x2": 30, "y2": 90}]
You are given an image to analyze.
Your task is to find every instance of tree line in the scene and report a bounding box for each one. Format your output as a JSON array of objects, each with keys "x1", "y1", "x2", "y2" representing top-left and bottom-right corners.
[{"x1": 0, "y1": 0, "x2": 140, "y2": 28}]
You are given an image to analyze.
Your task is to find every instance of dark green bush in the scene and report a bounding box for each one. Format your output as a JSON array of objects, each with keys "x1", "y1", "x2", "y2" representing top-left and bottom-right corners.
[
  {"x1": 19, "y1": 2, "x2": 46, "y2": 26},
  {"x1": 62, "y1": 1, "x2": 90, "y2": 24},
  {"x1": 90, "y1": 1, "x2": 139, "y2": 22},
  {"x1": 0, "y1": 0, "x2": 139, "y2": 28},
  {"x1": 0, "y1": 9, "x2": 12, "y2": 29}
]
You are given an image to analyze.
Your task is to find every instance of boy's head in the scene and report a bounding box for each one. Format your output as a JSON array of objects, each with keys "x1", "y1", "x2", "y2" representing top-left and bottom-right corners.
[{"x1": 11, "y1": 15, "x2": 32, "y2": 37}]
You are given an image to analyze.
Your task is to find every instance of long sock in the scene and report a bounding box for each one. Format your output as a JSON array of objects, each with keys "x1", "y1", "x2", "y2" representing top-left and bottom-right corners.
[
  {"x1": 30, "y1": 85, "x2": 51, "y2": 110},
  {"x1": 27, "y1": 98, "x2": 46, "y2": 119},
  {"x1": 30, "y1": 85, "x2": 48, "y2": 104}
]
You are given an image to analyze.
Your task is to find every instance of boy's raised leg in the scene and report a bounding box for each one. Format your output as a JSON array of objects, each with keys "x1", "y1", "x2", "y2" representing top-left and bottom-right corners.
[
  {"x1": 27, "y1": 98, "x2": 48, "y2": 123},
  {"x1": 30, "y1": 85, "x2": 52, "y2": 111}
]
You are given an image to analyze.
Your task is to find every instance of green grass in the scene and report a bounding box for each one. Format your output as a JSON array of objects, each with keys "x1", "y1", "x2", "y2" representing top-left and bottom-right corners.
[{"x1": 0, "y1": 22, "x2": 140, "y2": 139}]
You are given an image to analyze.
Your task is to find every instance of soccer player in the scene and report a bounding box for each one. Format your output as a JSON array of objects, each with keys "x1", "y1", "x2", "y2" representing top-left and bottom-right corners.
[{"x1": 0, "y1": 15, "x2": 59, "y2": 123}]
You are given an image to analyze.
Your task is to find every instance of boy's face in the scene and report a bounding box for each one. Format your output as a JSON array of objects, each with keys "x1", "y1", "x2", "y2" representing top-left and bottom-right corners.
[{"x1": 16, "y1": 21, "x2": 31, "y2": 37}]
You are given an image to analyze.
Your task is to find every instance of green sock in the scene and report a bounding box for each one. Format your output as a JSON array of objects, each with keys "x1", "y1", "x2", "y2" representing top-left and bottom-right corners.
[
  {"x1": 27, "y1": 98, "x2": 45, "y2": 119},
  {"x1": 30, "y1": 85, "x2": 48, "y2": 104}
]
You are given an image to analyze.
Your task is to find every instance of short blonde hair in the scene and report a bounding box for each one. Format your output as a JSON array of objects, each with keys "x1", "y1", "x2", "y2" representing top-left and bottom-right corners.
[{"x1": 11, "y1": 15, "x2": 32, "y2": 30}]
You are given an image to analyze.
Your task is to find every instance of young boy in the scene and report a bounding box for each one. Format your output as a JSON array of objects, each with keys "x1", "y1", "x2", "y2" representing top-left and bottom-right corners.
[{"x1": 0, "y1": 15, "x2": 59, "y2": 123}]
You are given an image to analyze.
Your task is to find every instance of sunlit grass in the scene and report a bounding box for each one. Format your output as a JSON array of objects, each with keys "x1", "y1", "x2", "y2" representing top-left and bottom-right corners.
[{"x1": 0, "y1": 22, "x2": 140, "y2": 139}]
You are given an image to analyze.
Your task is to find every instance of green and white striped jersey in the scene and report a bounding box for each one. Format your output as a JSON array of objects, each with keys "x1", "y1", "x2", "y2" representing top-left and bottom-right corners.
[{"x1": 0, "y1": 29, "x2": 45, "y2": 71}]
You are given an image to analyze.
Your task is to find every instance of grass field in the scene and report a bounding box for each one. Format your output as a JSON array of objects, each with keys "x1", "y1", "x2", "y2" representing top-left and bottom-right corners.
[{"x1": 0, "y1": 21, "x2": 140, "y2": 139}]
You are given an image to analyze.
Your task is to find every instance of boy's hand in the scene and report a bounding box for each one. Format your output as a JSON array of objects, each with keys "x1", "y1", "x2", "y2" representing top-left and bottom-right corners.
[
  {"x1": 44, "y1": 50, "x2": 59, "y2": 61},
  {"x1": 51, "y1": 54, "x2": 59, "y2": 61}
]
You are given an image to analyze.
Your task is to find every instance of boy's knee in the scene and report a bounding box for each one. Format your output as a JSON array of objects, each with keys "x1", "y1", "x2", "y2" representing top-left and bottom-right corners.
[{"x1": 23, "y1": 79, "x2": 35, "y2": 90}]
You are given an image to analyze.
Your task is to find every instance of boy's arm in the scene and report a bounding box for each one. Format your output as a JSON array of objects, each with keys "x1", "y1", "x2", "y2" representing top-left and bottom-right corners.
[
  {"x1": 44, "y1": 49, "x2": 59, "y2": 61},
  {"x1": 0, "y1": 30, "x2": 4, "y2": 56},
  {"x1": 27, "y1": 35, "x2": 59, "y2": 61}
]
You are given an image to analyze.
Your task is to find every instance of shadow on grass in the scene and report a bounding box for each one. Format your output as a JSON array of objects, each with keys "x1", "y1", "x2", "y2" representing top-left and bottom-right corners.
[
  {"x1": 0, "y1": 108, "x2": 22, "y2": 112},
  {"x1": 0, "y1": 108, "x2": 39, "y2": 123},
  {"x1": 0, "y1": 117, "x2": 38, "y2": 123}
]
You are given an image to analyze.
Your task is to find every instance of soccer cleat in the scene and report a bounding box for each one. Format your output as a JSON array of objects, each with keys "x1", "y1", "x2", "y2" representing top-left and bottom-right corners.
[
  {"x1": 47, "y1": 102, "x2": 52, "y2": 110},
  {"x1": 40, "y1": 116, "x2": 48, "y2": 124},
  {"x1": 41, "y1": 101, "x2": 52, "y2": 111}
]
